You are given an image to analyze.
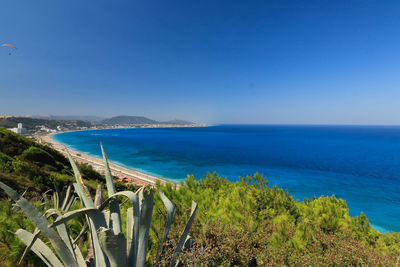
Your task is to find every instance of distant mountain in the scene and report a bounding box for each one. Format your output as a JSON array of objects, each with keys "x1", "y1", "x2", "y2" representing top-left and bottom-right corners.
[
  {"x1": 32, "y1": 115, "x2": 105, "y2": 122},
  {"x1": 162, "y1": 119, "x2": 195, "y2": 125},
  {"x1": 101, "y1": 116, "x2": 195, "y2": 125},
  {"x1": 101, "y1": 116, "x2": 159, "y2": 125}
]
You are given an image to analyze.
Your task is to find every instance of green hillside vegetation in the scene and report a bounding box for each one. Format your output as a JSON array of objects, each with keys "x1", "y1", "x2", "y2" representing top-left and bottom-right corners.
[
  {"x1": 161, "y1": 119, "x2": 195, "y2": 125},
  {"x1": 152, "y1": 174, "x2": 400, "y2": 265},
  {"x1": 101, "y1": 115, "x2": 159, "y2": 125},
  {"x1": 0, "y1": 127, "x2": 107, "y2": 196},
  {"x1": 1, "y1": 127, "x2": 400, "y2": 266}
]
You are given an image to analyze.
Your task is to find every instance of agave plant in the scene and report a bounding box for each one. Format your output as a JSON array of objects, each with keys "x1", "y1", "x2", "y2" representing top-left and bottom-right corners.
[
  {"x1": 0, "y1": 143, "x2": 197, "y2": 267},
  {"x1": 41, "y1": 185, "x2": 79, "y2": 212}
]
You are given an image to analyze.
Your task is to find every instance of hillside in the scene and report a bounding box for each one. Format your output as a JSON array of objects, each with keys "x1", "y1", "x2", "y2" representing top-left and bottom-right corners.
[
  {"x1": 101, "y1": 115, "x2": 158, "y2": 125},
  {"x1": 0, "y1": 127, "x2": 111, "y2": 196},
  {"x1": 161, "y1": 119, "x2": 195, "y2": 125},
  {"x1": 101, "y1": 115, "x2": 195, "y2": 125},
  {"x1": 32, "y1": 114, "x2": 105, "y2": 122}
]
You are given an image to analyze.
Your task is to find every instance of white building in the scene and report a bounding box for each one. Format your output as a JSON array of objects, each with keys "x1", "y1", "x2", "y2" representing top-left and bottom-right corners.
[{"x1": 9, "y1": 123, "x2": 27, "y2": 134}]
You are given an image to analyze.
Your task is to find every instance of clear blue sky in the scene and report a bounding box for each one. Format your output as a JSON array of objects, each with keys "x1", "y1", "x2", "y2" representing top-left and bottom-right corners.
[{"x1": 1, "y1": 1, "x2": 400, "y2": 124}]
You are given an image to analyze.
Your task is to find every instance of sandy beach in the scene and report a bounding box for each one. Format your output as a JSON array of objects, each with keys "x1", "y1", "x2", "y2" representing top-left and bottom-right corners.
[{"x1": 41, "y1": 133, "x2": 172, "y2": 186}]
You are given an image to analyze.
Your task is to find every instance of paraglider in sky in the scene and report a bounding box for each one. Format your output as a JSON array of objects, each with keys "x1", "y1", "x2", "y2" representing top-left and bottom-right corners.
[{"x1": 2, "y1": 44, "x2": 17, "y2": 55}]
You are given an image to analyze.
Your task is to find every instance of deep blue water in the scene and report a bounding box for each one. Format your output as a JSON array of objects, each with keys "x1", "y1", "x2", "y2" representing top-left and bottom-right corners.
[{"x1": 54, "y1": 125, "x2": 400, "y2": 232}]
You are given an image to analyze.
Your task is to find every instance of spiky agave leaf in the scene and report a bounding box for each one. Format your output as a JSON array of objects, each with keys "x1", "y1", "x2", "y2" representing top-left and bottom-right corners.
[
  {"x1": 65, "y1": 196, "x2": 79, "y2": 212},
  {"x1": 137, "y1": 188, "x2": 154, "y2": 267},
  {"x1": 45, "y1": 209, "x2": 76, "y2": 261},
  {"x1": 98, "y1": 227, "x2": 127, "y2": 267},
  {"x1": 45, "y1": 209, "x2": 86, "y2": 267},
  {"x1": 73, "y1": 243, "x2": 87, "y2": 267},
  {"x1": 18, "y1": 227, "x2": 40, "y2": 265},
  {"x1": 155, "y1": 189, "x2": 175, "y2": 266},
  {"x1": 15, "y1": 229, "x2": 64, "y2": 267},
  {"x1": 53, "y1": 191, "x2": 59, "y2": 210},
  {"x1": 170, "y1": 201, "x2": 198, "y2": 267},
  {"x1": 100, "y1": 143, "x2": 122, "y2": 234},
  {"x1": 47, "y1": 205, "x2": 106, "y2": 265},
  {"x1": 49, "y1": 208, "x2": 100, "y2": 228},
  {"x1": 67, "y1": 150, "x2": 108, "y2": 267},
  {"x1": 72, "y1": 184, "x2": 108, "y2": 230},
  {"x1": 66, "y1": 151, "x2": 94, "y2": 208},
  {"x1": 103, "y1": 210, "x2": 111, "y2": 228},
  {"x1": 63, "y1": 184, "x2": 110, "y2": 267},
  {"x1": 60, "y1": 185, "x2": 73, "y2": 211},
  {"x1": 126, "y1": 207, "x2": 134, "y2": 264},
  {"x1": 68, "y1": 151, "x2": 108, "y2": 267},
  {"x1": 97, "y1": 190, "x2": 140, "y2": 266},
  {"x1": 0, "y1": 181, "x2": 78, "y2": 267}
]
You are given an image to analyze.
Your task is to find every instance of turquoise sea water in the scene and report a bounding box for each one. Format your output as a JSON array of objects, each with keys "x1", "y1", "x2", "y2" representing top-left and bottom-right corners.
[{"x1": 54, "y1": 125, "x2": 400, "y2": 232}]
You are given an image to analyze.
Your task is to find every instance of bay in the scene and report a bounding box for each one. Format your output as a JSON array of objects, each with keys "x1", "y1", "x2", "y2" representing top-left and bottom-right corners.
[{"x1": 54, "y1": 125, "x2": 400, "y2": 232}]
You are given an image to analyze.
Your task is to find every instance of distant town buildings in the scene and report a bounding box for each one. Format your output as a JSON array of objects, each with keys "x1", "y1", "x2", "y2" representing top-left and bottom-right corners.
[
  {"x1": 9, "y1": 123, "x2": 27, "y2": 134},
  {"x1": 57, "y1": 125, "x2": 65, "y2": 131},
  {"x1": 36, "y1": 125, "x2": 57, "y2": 133}
]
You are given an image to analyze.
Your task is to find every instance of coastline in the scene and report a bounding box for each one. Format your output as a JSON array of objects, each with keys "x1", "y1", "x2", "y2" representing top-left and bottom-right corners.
[
  {"x1": 26, "y1": 126, "x2": 397, "y2": 233},
  {"x1": 41, "y1": 132, "x2": 173, "y2": 186}
]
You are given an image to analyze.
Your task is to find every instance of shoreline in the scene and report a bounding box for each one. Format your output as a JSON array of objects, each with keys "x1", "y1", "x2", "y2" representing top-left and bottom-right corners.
[
  {"x1": 41, "y1": 132, "x2": 174, "y2": 186},
  {"x1": 29, "y1": 127, "x2": 393, "y2": 233}
]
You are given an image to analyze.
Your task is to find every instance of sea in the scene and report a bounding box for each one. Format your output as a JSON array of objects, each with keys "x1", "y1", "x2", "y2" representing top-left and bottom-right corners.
[{"x1": 53, "y1": 125, "x2": 400, "y2": 232}]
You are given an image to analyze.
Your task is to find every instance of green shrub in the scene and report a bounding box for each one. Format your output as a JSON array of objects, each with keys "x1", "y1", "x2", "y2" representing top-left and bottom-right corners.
[
  {"x1": 48, "y1": 172, "x2": 74, "y2": 188},
  {"x1": 11, "y1": 159, "x2": 32, "y2": 175},
  {"x1": 0, "y1": 152, "x2": 13, "y2": 172},
  {"x1": 0, "y1": 200, "x2": 44, "y2": 267},
  {"x1": 21, "y1": 147, "x2": 56, "y2": 167},
  {"x1": 153, "y1": 173, "x2": 400, "y2": 266}
]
